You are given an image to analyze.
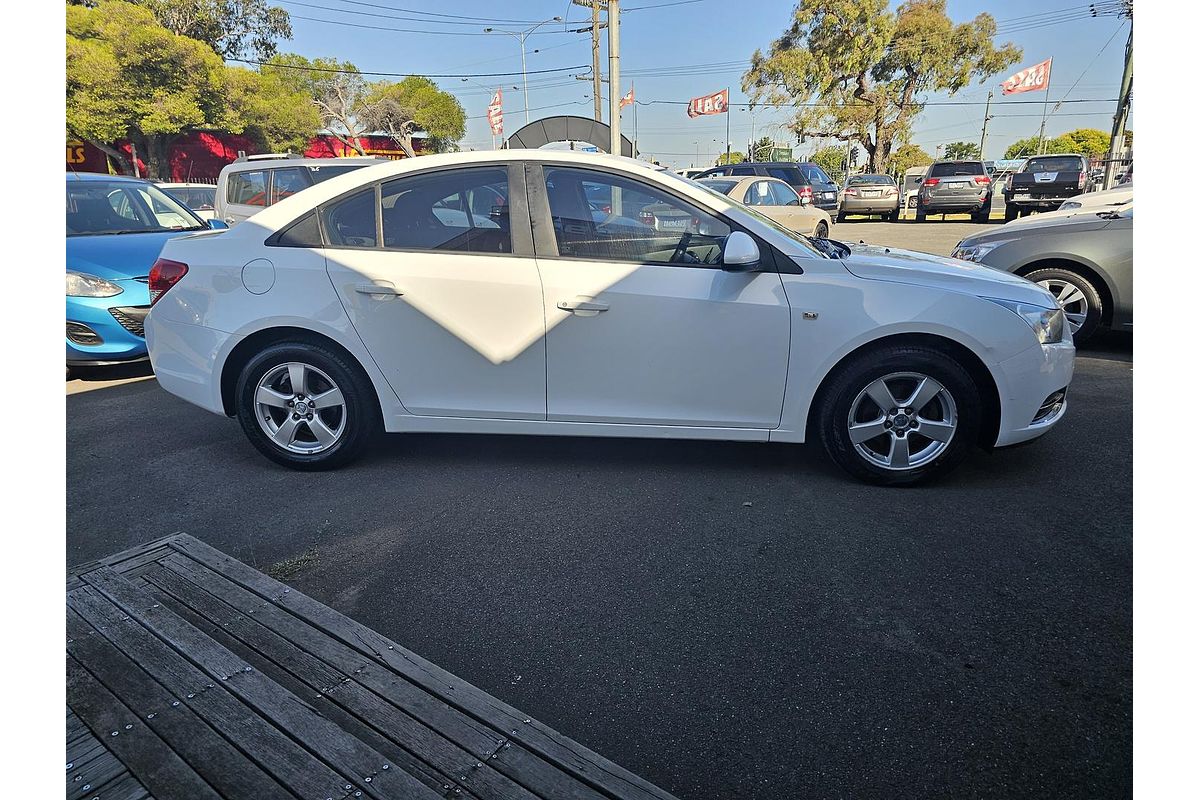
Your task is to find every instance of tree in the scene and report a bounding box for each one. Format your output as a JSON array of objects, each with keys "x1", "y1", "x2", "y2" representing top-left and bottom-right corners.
[
  {"x1": 136, "y1": 0, "x2": 292, "y2": 61},
  {"x1": 717, "y1": 151, "x2": 746, "y2": 165},
  {"x1": 1058, "y1": 128, "x2": 1110, "y2": 159},
  {"x1": 359, "y1": 77, "x2": 466, "y2": 158},
  {"x1": 743, "y1": 0, "x2": 1021, "y2": 172},
  {"x1": 264, "y1": 54, "x2": 372, "y2": 155},
  {"x1": 1004, "y1": 135, "x2": 1071, "y2": 160},
  {"x1": 944, "y1": 141, "x2": 981, "y2": 160},
  {"x1": 67, "y1": 1, "x2": 317, "y2": 178},
  {"x1": 890, "y1": 143, "x2": 932, "y2": 175},
  {"x1": 749, "y1": 136, "x2": 774, "y2": 161},
  {"x1": 810, "y1": 145, "x2": 848, "y2": 182}
]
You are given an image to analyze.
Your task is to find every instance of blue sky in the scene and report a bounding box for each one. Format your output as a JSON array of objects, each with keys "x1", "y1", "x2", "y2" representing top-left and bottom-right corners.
[{"x1": 276, "y1": 1, "x2": 1131, "y2": 168}]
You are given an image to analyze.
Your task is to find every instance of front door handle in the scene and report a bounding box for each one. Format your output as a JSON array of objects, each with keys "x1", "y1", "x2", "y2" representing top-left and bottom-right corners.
[
  {"x1": 355, "y1": 282, "x2": 402, "y2": 297},
  {"x1": 557, "y1": 298, "x2": 609, "y2": 315}
]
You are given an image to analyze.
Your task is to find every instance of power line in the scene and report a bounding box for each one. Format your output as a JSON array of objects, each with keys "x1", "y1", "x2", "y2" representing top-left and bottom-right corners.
[
  {"x1": 287, "y1": 13, "x2": 572, "y2": 35},
  {"x1": 326, "y1": 0, "x2": 561, "y2": 25},
  {"x1": 232, "y1": 58, "x2": 589, "y2": 78}
]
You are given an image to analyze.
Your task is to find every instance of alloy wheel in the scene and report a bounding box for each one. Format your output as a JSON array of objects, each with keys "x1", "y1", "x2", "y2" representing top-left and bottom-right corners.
[
  {"x1": 253, "y1": 361, "x2": 347, "y2": 454},
  {"x1": 847, "y1": 372, "x2": 958, "y2": 471},
  {"x1": 1036, "y1": 278, "x2": 1089, "y2": 334}
]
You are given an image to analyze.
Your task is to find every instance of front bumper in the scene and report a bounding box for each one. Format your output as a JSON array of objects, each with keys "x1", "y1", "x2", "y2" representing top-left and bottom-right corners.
[
  {"x1": 66, "y1": 280, "x2": 151, "y2": 365},
  {"x1": 993, "y1": 340, "x2": 1076, "y2": 447}
]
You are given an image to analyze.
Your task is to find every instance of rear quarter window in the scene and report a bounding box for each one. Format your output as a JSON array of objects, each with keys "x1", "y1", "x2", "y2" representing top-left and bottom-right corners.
[{"x1": 226, "y1": 170, "x2": 268, "y2": 206}]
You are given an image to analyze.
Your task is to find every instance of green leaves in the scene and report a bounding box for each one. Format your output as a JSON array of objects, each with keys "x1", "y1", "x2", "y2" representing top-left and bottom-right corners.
[{"x1": 944, "y1": 141, "x2": 981, "y2": 160}]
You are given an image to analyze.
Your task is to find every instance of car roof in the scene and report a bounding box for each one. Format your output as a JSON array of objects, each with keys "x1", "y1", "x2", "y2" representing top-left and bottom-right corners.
[
  {"x1": 930, "y1": 159, "x2": 985, "y2": 165},
  {"x1": 218, "y1": 156, "x2": 388, "y2": 175},
  {"x1": 66, "y1": 172, "x2": 151, "y2": 184},
  {"x1": 156, "y1": 182, "x2": 216, "y2": 188}
]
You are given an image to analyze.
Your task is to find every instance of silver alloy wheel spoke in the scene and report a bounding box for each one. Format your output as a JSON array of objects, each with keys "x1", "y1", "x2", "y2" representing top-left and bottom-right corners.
[
  {"x1": 287, "y1": 363, "x2": 307, "y2": 395},
  {"x1": 847, "y1": 371, "x2": 958, "y2": 472},
  {"x1": 864, "y1": 378, "x2": 898, "y2": 413},
  {"x1": 849, "y1": 417, "x2": 889, "y2": 444},
  {"x1": 306, "y1": 416, "x2": 338, "y2": 446},
  {"x1": 915, "y1": 417, "x2": 955, "y2": 442},
  {"x1": 271, "y1": 416, "x2": 300, "y2": 448},
  {"x1": 1064, "y1": 312, "x2": 1087, "y2": 331},
  {"x1": 888, "y1": 435, "x2": 911, "y2": 468},
  {"x1": 256, "y1": 386, "x2": 292, "y2": 408},
  {"x1": 1057, "y1": 284, "x2": 1084, "y2": 306},
  {"x1": 904, "y1": 377, "x2": 943, "y2": 413},
  {"x1": 311, "y1": 387, "x2": 344, "y2": 409}
]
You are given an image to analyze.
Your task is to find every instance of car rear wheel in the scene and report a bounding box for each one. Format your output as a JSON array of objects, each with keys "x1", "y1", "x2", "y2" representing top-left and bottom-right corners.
[
  {"x1": 914, "y1": 210, "x2": 927, "y2": 222},
  {"x1": 816, "y1": 345, "x2": 981, "y2": 486},
  {"x1": 836, "y1": 210, "x2": 846, "y2": 223},
  {"x1": 1025, "y1": 267, "x2": 1104, "y2": 345},
  {"x1": 1004, "y1": 204, "x2": 1019, "y2": 222},
  {"x1": 235, "y1": 342, "x2": 379, "y2": 470},
  {"x1": 814, "y1": 221, "x2": 829, "y2": 238}
]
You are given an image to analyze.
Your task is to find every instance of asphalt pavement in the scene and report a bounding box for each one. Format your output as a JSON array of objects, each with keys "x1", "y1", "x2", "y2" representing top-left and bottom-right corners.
[{"x1": 66, "y1": 216, "x2": 1130, "y2": 798}]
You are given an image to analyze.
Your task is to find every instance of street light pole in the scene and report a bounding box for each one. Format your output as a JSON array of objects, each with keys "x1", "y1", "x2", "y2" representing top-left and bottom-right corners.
[
  {"x1": 484, "y1": 16, "x2": 562, "y2": 127},
  {"x1": 607, "y1": 0, "x2": 621, "y2": 156}
]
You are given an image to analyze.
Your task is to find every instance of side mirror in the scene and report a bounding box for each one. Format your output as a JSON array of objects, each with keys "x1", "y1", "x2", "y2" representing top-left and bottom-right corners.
[
  {"x1": 207, "y1": 218, "x2": 229, "y2": 230},
  {"x1": 722, "y1": 231, "x2": 761, "y2": 272}
]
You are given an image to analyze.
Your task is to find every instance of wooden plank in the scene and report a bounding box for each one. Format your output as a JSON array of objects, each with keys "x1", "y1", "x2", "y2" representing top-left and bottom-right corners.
[
  {"x1": 69, "y1": 534, "x2": 181, "y2": 581},
  {"x1": 66, "y1": 739, "x2": 126, "y2": 800},
  {"x1": 90, "y1": 773, "x2": 154, "y2": 800},
  {"x1": 67, "y1": 607, "x2": 294, "y2": 800},
  {"x1": 168, "y1": 534, "x2": 678, "y2": 800},
  {"x1": 78, "y1": 567, "x2": 444, "y2": 800},
  {"x1": 67, "y1": 653, "x2": 222, "y2": 800},
  {"x1": 148, "y1": 553, "x2": 610, "y2": 799},
  {"x1": 139, "y1": 562, "x2": 488, "y2": 798},
  {"x1": 68, "y1": 585, "x2": 360, "y2": 800}
]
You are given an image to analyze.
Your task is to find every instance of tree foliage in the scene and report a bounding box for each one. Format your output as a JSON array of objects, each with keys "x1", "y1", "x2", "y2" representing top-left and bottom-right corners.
[
  {"x1": 1058, "y1": 128, "x2": 1110, "y2": 159},
  {"x1": 359, "y1": 77, "x2": 466, "y2": 158},
  {"x1": 890, "y1": 143, "x2": 933, "y2": 174},
  {"x1": 264, "y1": 54, "x2": 372, "y2": 155},
  {"x1": 743, "y1": 0, "x2": 1021, "y2": 172},
  {"x1": 1004, "y1": 135, "x2": 1071, "y2": 160},
  {"x1": 943, "y1": 141, "x2": 981, "y2": 160},
  {"x1": 809, "y1": 145, "x2": 848, "y2": 182},
  {"x1": 749, "y1": 136, "x2": 774, "y2": 161},
  {"x1": 66, "y1": 0, "x2": 316, "y2": 177},
  {"x1": 136, "y1": 0, "x2": 292, "y2": 61},
  {"x1": 716, "y1": 151, "x2": 746, "y2": 165}
]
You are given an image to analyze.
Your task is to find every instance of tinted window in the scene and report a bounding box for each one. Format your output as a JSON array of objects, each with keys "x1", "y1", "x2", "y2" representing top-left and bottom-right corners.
[
  {"x1": 766, "y1": 166, "x2": 805, "y2": 185},
  {"x1": 381, "y1": 167, "x2": 511, "y2": 254},
  {"x1": 770, "y1": 182, "x2": 800, "y2": 205},
  {"x1": 323, "y1": 188, "x2": 377, "y2": 247},
  {"x1": 273, "y1": 212, "x2": 323, "y2": 248},
  {"x1": 306, "y1": 163, "x2": 371, "y2": 183},
  {"x1": 270, "y1": 168, "x2": 310, "y2": 205},
  {"x1": 800, "y1": 165, "x2": 833, "y2": 184},
  {"x1": 700, "y1": 180, "x2": 738, "y2": 195},
  {"x1": 744, "y1": 180, "x2": 775, "y2": 206},
  {"x1": 543, "y1": 167, "x2": 730, "y2": 266},
  {"x1": 1023, "y1": 156, "x2": 1086, "y2": 173},
  {"x1": 178, "y1": 187, "x2": 216, "y2": 210},
  {"x1": 729, "y1": 165, "x2": 757, "y2": 176},
  {"x1": 929, "y1": 162, "x2": 985, "y2": 177},
  {"x1": 227, "y1": 170, "x2": 268, "y2": 206},
  {"x1": 67, "y1": 181, "x2": 202, "y2": 236}
]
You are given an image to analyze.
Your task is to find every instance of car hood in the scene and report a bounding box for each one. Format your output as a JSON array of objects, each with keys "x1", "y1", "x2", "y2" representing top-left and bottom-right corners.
[
  {"x1": 957, "y1": 215, "x2": 1116, "y2": 248},
  {"x1": 841, "y1": 243, "x2": 1054, "y2": 306},
  {"x1": 66, "y1": 230, "x2": 195, "y2": 280}
]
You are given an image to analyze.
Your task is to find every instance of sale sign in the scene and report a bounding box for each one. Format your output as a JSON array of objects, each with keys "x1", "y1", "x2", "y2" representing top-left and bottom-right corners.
[
  {"x1": 487, "y1": 89, "x2": 504, "y2": 136},
  {"x1": 1000, "y1": 58, "x2": 1053, "y2": 95},
  {"x1": 687, "y1": 88, "x2": 729, "y2": 118}
]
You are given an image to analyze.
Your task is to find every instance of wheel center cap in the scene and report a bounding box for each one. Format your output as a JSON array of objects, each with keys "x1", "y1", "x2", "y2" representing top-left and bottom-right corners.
[
  {"x1": 294, "y1": 401, "x2": 310, "y2": 415},
  {"x1": 893, "y1": 413, "x2": 910, "y2": 429}
]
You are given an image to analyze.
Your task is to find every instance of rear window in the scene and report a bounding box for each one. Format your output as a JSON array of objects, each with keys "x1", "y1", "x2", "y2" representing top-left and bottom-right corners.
[
  {"x1": 766, "y1": 166, "x2": 805, "y2": 185},
  {"x1": 700, "y1": 180, "x2": 739, "y2": 195},
  {"x1": 226, "y1": 170, "x2": 268, "y2": 206},
  {"x1": 799, "y1": 164, "x2": 833, "y2": 184},
  {"x1": 1023, "y1": 156, "x2": 1086, "y2": 173},
  {"x1": 929, "y1": 162, "x2": 985, "y2": 178},
  {"x1": 847, "y1": 174, "x2": 895, "y2": 186},
  {"x1": 306, "y1": 163, "x2": 371, "y2": 183}
]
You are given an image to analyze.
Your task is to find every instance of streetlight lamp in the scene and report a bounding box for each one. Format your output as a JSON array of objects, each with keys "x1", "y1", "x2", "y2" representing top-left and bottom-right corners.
[{"x1": 484, "y1": 16, "x2": 563, "y2": 126}]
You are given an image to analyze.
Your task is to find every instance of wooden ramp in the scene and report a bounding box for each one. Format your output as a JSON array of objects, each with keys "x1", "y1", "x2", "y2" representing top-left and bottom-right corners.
[{"x1": 66, "y1": 534, "x2": 679, "y2": 800}]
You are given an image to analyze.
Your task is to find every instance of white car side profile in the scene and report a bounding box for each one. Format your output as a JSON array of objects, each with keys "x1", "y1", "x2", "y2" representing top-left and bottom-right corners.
[{"x1": 145, "y1": 150, "x2": 1074, "y2": 485}]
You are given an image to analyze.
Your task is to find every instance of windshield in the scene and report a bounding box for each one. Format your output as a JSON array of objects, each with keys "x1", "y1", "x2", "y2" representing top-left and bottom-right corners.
[
  {"x1": 67, "y1": 180, "x2": 205, "y2": 236},
  {"x1": 659, "y1": 171, "x2": 827, "y2": 258},
  {"x1": 847, "y1": 174, "x2": 895, "y2": 186},
  {"x1": 699, "y1": 179, "x2": 738, "y2": 195},
  {"x1": 1023, "y1": 156, "x2": 1085, "y2": 173},
  {"x1": 162, "y1": 186, "x2": 216, "y2": 211}
]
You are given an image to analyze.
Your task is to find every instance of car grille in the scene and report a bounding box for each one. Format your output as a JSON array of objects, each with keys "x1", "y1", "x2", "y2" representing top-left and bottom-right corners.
[
  {"x1": 66, "y1": 322, "x2": 103, "y2": 346},
  {"x1": 110, "y1": 305, "x2": 150, "y2": 338}
]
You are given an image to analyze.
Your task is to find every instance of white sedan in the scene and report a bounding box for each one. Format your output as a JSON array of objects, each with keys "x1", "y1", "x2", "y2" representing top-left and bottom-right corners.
[{"x1": 145, "y1": 150, "x2": 1074, "y2": 485}]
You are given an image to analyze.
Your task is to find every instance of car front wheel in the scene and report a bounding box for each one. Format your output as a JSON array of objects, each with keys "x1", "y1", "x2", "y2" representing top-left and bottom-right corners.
[
  {"x1": 235, "y1": 342, "x2": 378, "y2": 470},
  {"x1": 816, "y1": 345, "x2": 981, "y2": 485},
  {"x1": 1025, "y1": 267, "x2": 1104, "y2": 344}
]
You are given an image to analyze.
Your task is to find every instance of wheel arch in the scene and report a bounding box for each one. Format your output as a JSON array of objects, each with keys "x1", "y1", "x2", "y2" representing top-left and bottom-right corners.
[
  {"x1": 805, "y1": 332, "x2": 1002, "y2": 450},
  {"x1": 1012, "y1": 257, "x2": 1115, "y2": 327},
  {"x1": 220, "y1": 326, "x2": 383, "y2": 420}
]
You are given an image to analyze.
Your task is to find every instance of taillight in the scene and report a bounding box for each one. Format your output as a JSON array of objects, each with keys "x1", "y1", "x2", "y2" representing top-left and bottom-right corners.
[
  {"x1": 148, "y1": 258, "x2": 188, "y2": 306},
  {"x1": 1078, "y1": 172, "x2": 1086, "y2": 189},
  {"x1": 884, "y1": 186, "x2": 897, "y2": 194},
  {"x1": 843, "y1": 188, "x2": 858, "y2": 196},
  {"x1": 923, "y1": 178, "x2": 940, "y2": 187},
  {"x1": 974, "y1": 176, "x2": 991, "y2": 185},
  {"x1": 798, "y1": 186, "x2": 814, "y2": 204}
]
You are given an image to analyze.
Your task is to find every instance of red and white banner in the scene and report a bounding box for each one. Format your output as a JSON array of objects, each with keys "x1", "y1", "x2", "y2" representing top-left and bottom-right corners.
[
  {"x1": 1000, "y1": 58, "x2": 1052, "y2": 95},
  {"x1": 687, "y1": 88, "x2": 728, "y2": 118},
  {"x1": 619, "y1": 85, "x2": 635, "y2": 109},
  {"x1": 487, "y1": 89, "x2": 504, "y2": 136}
]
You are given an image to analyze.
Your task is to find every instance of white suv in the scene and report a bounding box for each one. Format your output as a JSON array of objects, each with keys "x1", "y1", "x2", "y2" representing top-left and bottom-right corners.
[{"x1": 214, "y1": 154, "x2": 385, "y2": 225}]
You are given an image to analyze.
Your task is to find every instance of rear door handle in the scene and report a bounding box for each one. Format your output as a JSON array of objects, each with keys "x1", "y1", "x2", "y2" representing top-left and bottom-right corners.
[
  {"x1": 355, "y1": 282, "x2": 402, "y2": 297},
  {"x1": 557, "y1": 298, "x2": 609, "y2": 314}
]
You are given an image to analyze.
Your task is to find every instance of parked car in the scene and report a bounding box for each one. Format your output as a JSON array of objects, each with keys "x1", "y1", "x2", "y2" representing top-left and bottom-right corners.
[
  {"x1": 952, "y1": 205, "x2": 1131, "y2": 345},
  {"x1": 675, "y1": 167, "x2": 708, "y2": 179},
  {"x1": 693, "y1": 161, "x2": 840, "y2": 213},
  {"x1": 215, "y1": 153, "x2": 384, "y2": 225},
  {"x1": 837, "y1": 174, "x2": 900, "y2": 222},
  {"x1": 697, "y1": 176, "x2": 832, "y2": 237},
  {"x1": 66, "y1": 173, "x2": 224, "y2": 372},
  {"x1": 1002, "y1": 184, "x2": 1132, "y2": 229},
  {"x1": 901, "y1": 166, "x2": 929, "y2": 211},
  {"x1": 146, "y1": 150, "x2": 1074, "y2": 485},
  {"x1": 1002, "y1": 153, "x2": 1092, "y2": 221},
  {"x1": 157, "y1": 182, "x2": 217, "y2": 220},
  {"x1": 915, "y1": 160, "x2": 993, "y2": 222}
]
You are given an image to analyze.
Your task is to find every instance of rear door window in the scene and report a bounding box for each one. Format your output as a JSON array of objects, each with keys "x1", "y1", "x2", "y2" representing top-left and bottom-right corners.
[
  {"x1": 306, "y1": 163, "x2": 370, "y2": 184},
  {"x1": 227, "y1": 170, "x2": 268, "y2": 206},
  {"x1": 269, "y1": 167, "x2": 311, "y2": 205},
  {"x1": 381, "y1": 167, "x2": 512, "y2": 254},
  {"x1": 769, "y1": 182, "x2": 800, "y2": 206},
  {"x1": 729, "y1": 165, "x2": 757, "y2": 176},
  {"x1": 800, "y1": 165, "x2": 833, "y2": 185},
  {"x1": 744, "y1": 180, "x2": 774, "y2": 206},
  {"x1": 929, "y1": 162, "x2": 985, "y2": 178},
  {"x1": 766, "y1": 166, "x2": 805, "y2": 185}
]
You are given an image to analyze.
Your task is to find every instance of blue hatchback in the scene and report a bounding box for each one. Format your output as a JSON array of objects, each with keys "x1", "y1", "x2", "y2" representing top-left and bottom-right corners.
[{"x1": 66, "y1": 173, "x2": 223, "y2": 367}]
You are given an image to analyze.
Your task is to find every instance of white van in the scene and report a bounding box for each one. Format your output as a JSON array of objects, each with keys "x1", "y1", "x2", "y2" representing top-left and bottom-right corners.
[{"x1": 214, "y1": 154, "x2": 385, "y2": 225}]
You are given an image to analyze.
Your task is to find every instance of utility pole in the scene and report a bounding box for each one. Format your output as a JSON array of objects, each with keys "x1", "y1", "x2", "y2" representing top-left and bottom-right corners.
[
  {"x1": 591, "y1": 1, "x2": 602, "y2": 122},
  {"x1": 979, "y1": 90, "x2": 993, "y2": 159},
  {"x1": 607, "y1": 0, "x2": 621, "y2": 156},
  {"x1": 1104, "y1": 7, "x2": 1133, "y2": 189}
]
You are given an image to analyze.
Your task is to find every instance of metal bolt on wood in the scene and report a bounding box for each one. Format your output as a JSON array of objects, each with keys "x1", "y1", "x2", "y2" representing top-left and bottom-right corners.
[
  {"x1": 66, "y1": 763, "x2": 73, "y2": 770},
  {"x1": 124, "y1": 724, "x2": 132, "y2": 730},
  {"x1": 381, "y1": 764, "x2": 389, "y2": 770}
]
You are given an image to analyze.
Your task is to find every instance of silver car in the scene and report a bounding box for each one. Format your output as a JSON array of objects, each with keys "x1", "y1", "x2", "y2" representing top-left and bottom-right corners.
[
  {"x1": 952, "y1": 206, "x2": 1132, "y2": 345},
  {"x1": 837, "y1": 174, "x2": 900, "y2": 221},
  {"x1": 915, "y1": 160, "x2": 993, "y2": 223}
]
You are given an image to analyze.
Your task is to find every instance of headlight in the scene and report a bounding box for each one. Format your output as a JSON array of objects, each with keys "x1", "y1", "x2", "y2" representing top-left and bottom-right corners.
[
  {"x1": 951, "y1": 240, "x2": 1007, "y2": 262},
  {"x1": 66, "y1": 272, "x2": 123, "y2": 298},
  {"x1": 985, "y1": 298, "x2": 1065, "y2": 344}
]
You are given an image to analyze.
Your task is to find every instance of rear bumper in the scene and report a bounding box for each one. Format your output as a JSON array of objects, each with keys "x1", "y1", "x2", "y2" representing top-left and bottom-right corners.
[
  {"x1": 841, "y1": 197, "x2": 900, "y2": 214},
  {"x1": 1005, "y1": 195, "x2": 1076, "y2": 209},
  {"x1": 918, "y1": 195, "x2": 990, "y2": 213},
  {"x1": 146, "y1": 314, "x2": 235, "y2": 416},
  {"x1": 993, "y1": 340, "x2": 1076, "y2": 447}
]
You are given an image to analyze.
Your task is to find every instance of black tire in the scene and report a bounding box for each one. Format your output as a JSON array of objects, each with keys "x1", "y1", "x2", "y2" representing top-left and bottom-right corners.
[
  {"x1": 1023, "y1": 267, "x2": 1104, "y2": 345},
  {"x1": 814, "y1": 221, "x2": 829, "y2": 238},
  {"x1": 815, "y1": 344, "x2": 982, "y2": 486},
  {"x1": 235, "y1": 341, "x2": 379, "y2": 470},
  {"x1": 885, "y1": 209, "x2": 899, "y2": 222},
  {"x1": 836, "y1": 210, "x2": 846, "y2": 223},
  {"x1": 1004, "y1": 204, "x2": 1019, "y2": 222},
  {"x1": 914, "y1": 210, "x2": 927, "y2": 223}
]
